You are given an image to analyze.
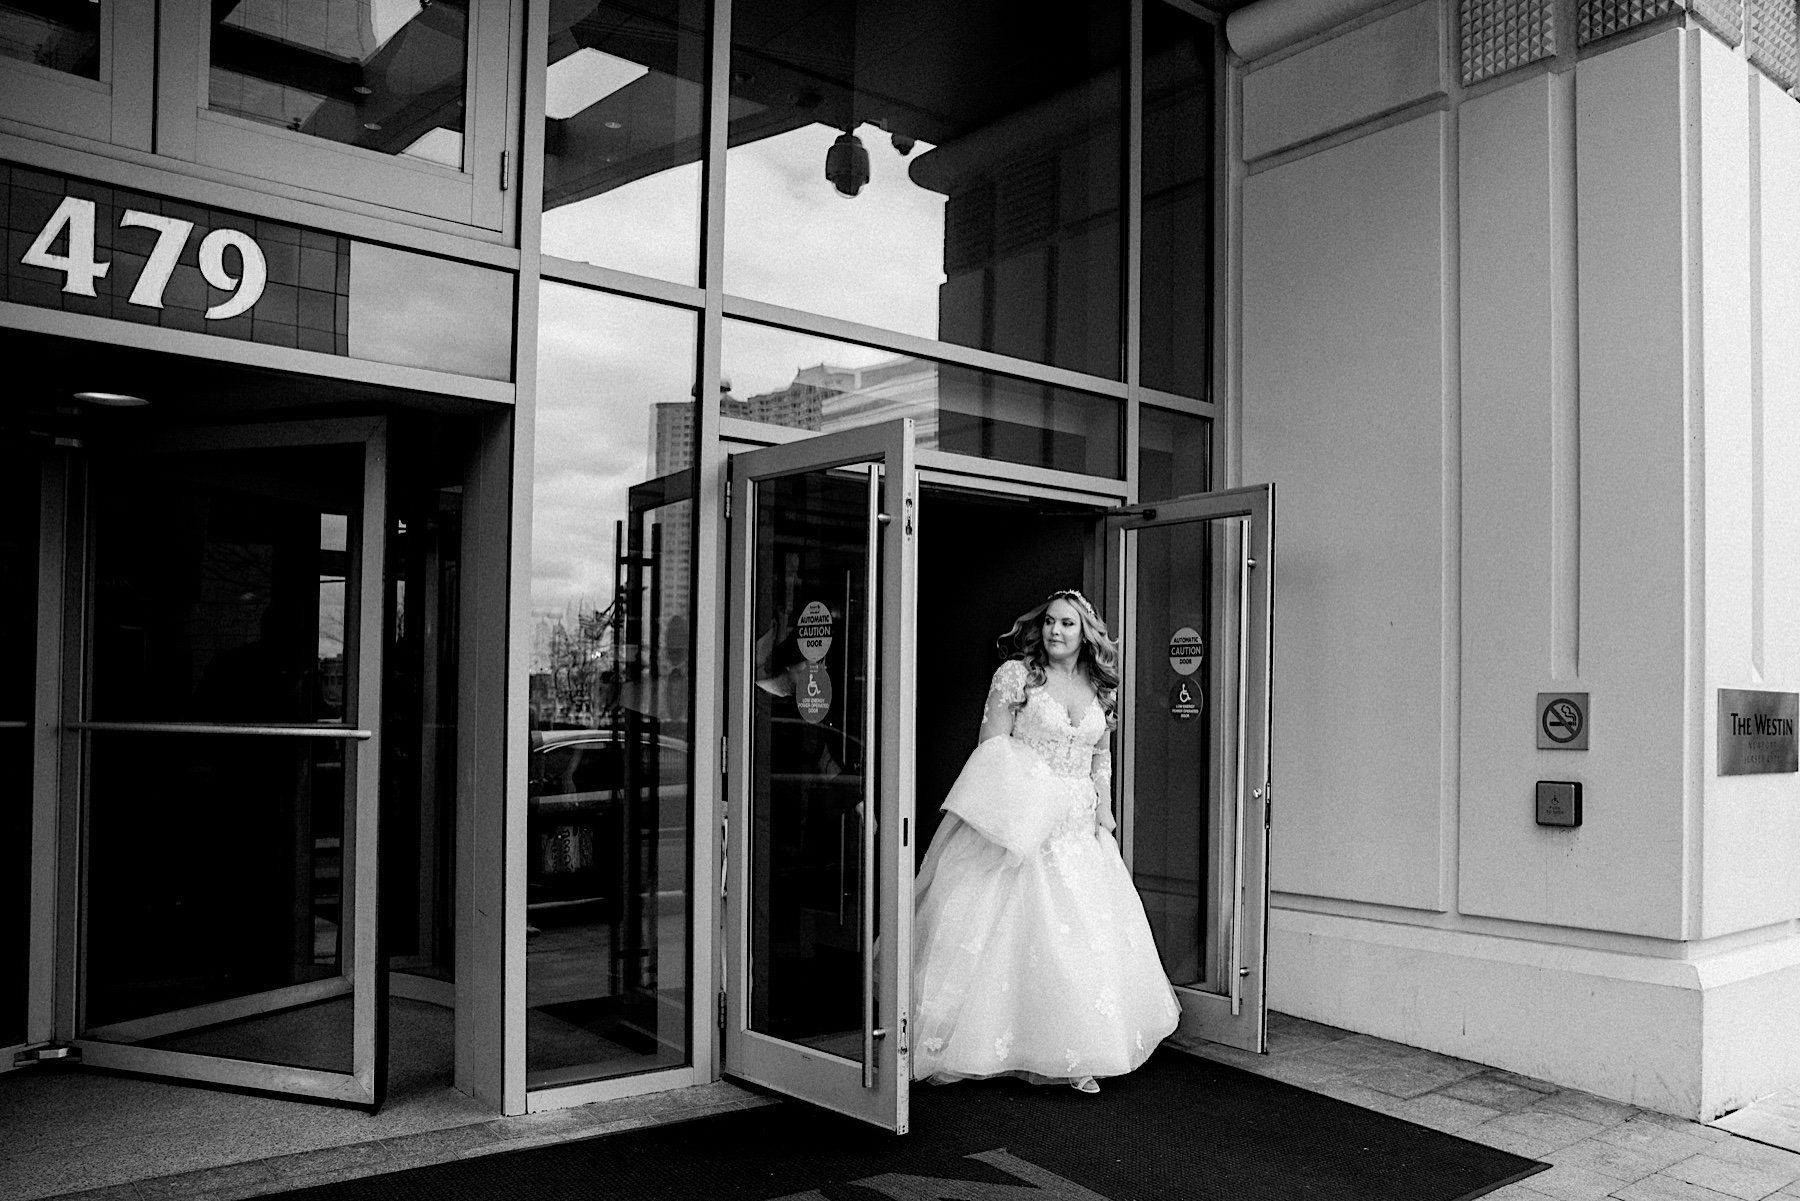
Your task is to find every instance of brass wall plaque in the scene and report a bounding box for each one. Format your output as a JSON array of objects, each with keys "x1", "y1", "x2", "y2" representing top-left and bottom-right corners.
[{"x1": 1719, "y1": 689, "x2": 1799, "y2": 775}]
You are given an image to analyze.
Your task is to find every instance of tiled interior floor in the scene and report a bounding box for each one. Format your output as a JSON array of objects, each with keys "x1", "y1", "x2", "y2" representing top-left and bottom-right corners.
[{"x1": 8, "y1": 1012, "x2": 1800, "y2": 1200}]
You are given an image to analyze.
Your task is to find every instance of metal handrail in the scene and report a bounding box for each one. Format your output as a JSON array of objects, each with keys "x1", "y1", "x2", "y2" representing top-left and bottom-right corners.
[{"x1": 66, "y1": 721, "x2": 372, "y2": 740}]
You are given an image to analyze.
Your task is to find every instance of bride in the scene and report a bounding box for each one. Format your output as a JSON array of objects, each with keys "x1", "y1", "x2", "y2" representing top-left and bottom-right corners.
[{"x1": 911, "y1": 589, "x2": 1180, "y2": 1093}]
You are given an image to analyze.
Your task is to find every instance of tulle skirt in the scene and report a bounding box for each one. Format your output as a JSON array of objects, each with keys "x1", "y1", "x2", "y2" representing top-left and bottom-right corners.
[{"x1": 910, "y1": 774, "x2": 1181, "y2": 1086}]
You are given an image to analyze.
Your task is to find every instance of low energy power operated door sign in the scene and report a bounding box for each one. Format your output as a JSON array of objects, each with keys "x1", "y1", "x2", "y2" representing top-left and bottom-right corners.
[
  {"x1": 1170, "y1": 679, "x2": 1201, "y2": 721},
  {"x1": 1536, "y1": 692, "x2": 1589, "y2": 750},
  {"x1": 1718, "y1": 689, "x2": 1799, "y2": 775},
  {"x1": 1535, "y1": 781, "x2": 1582, "y2": 827}
]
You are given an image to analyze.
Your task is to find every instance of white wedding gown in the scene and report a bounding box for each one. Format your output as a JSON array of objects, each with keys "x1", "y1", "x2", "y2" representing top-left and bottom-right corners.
[{"x1": 911, "y1": 659, "x2": 1181, "y2": 1086}]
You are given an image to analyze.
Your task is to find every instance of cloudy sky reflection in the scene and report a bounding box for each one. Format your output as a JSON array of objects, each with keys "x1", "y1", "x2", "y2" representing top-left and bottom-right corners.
[{"x1": 532, "y1": 283, "x2": 696, "y2": 618}]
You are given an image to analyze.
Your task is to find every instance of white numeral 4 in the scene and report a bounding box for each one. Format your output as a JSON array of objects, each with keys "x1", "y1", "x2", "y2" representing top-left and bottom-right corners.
[{"x1": 22, "y1": 197, "x2": 110, "y2": 297}]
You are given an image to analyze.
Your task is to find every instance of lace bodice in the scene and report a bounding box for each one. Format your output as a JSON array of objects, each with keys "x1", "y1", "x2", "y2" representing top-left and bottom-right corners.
[{"x1": 987, "y1": 660, "x2": 1107, "y2": 779}]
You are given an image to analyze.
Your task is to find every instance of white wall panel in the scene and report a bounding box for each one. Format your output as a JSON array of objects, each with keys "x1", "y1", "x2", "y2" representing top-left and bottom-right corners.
[
  {"x1": 1241, "y1": 1, "x2": 1445, "y2": 162},
  {"x1": 1567, "y1": 34, "x2": 1692, "y2": 938},
  {"x1": 1701, "y1": 63, "x2": 1800, "y2": 938},
  {"x1": 1242, "y1": 115, "x2": 1446, "y2": 910},
  {"x1": 1458, "y1": 64, "x2": 1688, "y2": 937}
]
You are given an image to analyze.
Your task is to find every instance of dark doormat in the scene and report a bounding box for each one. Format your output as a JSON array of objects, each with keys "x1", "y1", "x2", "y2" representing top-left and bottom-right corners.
[{"x1": 277, "y1": 1049, "x2": 1546, "y2": 1201}]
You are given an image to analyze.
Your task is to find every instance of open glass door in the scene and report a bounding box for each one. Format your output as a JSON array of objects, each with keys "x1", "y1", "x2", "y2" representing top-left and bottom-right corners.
[
  {"x1": 724, "y1": 420, "x2": 916, "y2": 1132},
  {"x1": 1113, "y1": 484, "x2": 1273, "y2": 1053},
  {"x1": 66, "y1": 418, "x2": 388, "y2": 1108}
]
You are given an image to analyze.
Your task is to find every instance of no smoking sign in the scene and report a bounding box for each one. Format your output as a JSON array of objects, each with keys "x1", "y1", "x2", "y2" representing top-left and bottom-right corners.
[{"x1": 1536, "y1": 693, "x2": 1589, "y2": 750}]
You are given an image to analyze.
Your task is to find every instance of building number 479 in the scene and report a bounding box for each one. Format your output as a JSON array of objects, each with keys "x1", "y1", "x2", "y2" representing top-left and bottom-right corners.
[{"x1": 22, "y1": 195, "x2": 268, "y2": 321}]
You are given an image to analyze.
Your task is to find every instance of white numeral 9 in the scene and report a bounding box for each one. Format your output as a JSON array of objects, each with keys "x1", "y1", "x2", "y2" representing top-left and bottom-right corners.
[{"x1": 199, "y1": 229, "x2": 267, "y2": 320}]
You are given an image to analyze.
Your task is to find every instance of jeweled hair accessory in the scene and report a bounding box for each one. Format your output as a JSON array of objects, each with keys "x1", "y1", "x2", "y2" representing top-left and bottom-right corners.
[{"x1": 1049, "y1": 588, "x2": 1097, "y2": 618}]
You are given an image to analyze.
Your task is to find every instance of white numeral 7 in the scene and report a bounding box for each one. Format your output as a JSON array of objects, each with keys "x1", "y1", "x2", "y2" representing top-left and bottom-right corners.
[{"x1": 118, "y1": 211, "x2": 195, "y2": 308}]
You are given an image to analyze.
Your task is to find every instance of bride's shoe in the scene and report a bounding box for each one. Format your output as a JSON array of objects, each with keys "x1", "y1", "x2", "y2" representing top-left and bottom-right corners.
[{"x1": 1071, "y1": 1076, "x2": 1099, "y2": 1094}]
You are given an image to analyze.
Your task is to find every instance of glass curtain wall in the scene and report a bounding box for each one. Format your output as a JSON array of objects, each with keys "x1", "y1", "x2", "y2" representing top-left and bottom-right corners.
[
  {"x1": 525, "y1": 0, "x2": 1218, "y2": 1096},
  {"x1": 542, "y1": 0, "x2": 708, "y2": 283},
  {"x1": 724, "y1": 1, "x2": 1126, "y2": 379},
  {"x1": 526, "y1": 283, "x2": 696, "y2": 1088}
]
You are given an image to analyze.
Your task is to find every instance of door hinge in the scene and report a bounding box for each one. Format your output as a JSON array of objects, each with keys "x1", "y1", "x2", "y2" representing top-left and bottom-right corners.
[
  {"x1": 724, "y1": 487, "x2": 732, "y2": 519},
  {"x1": 720, "y1": 734, "x2": 728, "y2": 772},
  {"x1": 1264, "y1": 783, "x2": 1272, "y2": 829},
  {"x1": 718, "y1": 991, "x2": 727, "y2": 1030},
  {"x1": 499, "y1": 149, "x2": 510, "y2": 191}
]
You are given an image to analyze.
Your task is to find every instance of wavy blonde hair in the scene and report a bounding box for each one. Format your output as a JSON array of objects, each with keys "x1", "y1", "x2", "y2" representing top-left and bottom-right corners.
[{"x1": 995, "y1": 590, "x2": 1121, "y2": 728}]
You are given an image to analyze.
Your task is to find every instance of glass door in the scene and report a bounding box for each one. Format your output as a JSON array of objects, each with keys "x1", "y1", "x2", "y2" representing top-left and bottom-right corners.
[
  {"x1": 1112, "y1": 484, "x2": 1273, "y2": 1053},
  {"x1": 66, "y1": 418, "x2": 389, "y2": 1108},
  {"x1": 723, "y1": 420, "x2": 916, "y2": 1132}
]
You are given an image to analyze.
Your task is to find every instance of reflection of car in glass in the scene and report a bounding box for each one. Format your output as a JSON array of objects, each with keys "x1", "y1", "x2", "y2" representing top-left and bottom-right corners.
[{"x1": 527, "y1": 728, "x2": 688, "y2": 914}]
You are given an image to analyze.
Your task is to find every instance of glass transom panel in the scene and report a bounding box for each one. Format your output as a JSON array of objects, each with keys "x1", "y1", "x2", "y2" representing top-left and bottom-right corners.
[{"x1": 208, "y1": 0, "x2": 469, "y2": 168}]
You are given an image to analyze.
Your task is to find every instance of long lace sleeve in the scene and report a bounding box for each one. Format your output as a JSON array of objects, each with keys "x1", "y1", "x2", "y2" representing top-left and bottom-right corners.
[
  {"x1": 978, "y1": 659, "x2": 1027, "y2": 743},
  {"x1": 1091, "y1": 745, "x2": 1116, "y2": 832}
]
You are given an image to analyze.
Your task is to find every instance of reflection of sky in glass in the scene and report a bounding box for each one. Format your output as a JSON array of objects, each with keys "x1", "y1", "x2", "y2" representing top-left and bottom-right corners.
[
  {"x1": 724, "y1": 121, "x2": 943, "y2": 333},
  {"x1": 542, "y1": 162, "x2": 702, "y2": 283},
  {"x1": 531, "y1": 283, "x2": 696, "y2": 619},
  {"x1": 545, "y1": 48, "x2": 647, "y2": 119}
]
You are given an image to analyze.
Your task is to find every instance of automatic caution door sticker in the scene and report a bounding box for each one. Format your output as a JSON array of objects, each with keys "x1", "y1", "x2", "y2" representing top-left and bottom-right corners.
[
  {"x1": 1170, "y1": 679, "x2": 1202, "y2": 721},
  {"x1": 796, "y1": 600, "x2": 834, "y2": 663},
  {"x1": 1169, "y1": 626, "x2": 1203, "y2": 677},
  {"x1": 796, "y1": 663, "x2": 832, "y2": 724}
]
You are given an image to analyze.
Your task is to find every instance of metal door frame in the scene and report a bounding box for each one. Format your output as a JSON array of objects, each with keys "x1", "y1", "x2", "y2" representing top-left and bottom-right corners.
[
  {"x1": 58, "y1": 416, "x2": 389, "y2": 1108},
  {"x1": 722, "y1": 418, "x2": 915, "y2": 1133},
  {"x1": 1109, "y1": 482, "x2": 1273, "y2": 1054}
]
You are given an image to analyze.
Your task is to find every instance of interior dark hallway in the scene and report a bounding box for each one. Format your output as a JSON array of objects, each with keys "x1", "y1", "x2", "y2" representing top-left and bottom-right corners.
[{"x1": 912, "y1": 487, "x2": 1094, "y2": 861}]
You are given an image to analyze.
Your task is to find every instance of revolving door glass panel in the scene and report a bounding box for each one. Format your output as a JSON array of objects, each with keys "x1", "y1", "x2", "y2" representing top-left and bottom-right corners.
[
  {"x1": 2, "y1": 435, "x2": 38, "y2": 1050},
  {"x1": 76, "y1": 430, "x2": 385, "y2": 1105}
]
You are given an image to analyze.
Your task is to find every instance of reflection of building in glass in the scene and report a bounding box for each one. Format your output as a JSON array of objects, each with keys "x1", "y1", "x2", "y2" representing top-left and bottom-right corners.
[
  {"x1": 648, "y1": 403, "x2": 694, "y2": 665},
  {"x1": 721, "y1": 378, "x2": 821, "y2": 431},
  {"x1": 530, "y1": 605, "x2": 615, "y2": 726}
]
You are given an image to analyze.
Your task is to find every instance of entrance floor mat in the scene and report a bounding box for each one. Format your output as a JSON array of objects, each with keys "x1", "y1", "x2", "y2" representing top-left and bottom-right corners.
[{"x1": 275, "y1": 1048, "x2": 1547, "y2": 1201}]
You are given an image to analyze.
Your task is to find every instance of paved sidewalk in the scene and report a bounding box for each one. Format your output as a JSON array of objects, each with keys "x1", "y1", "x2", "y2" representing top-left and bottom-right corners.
[
  {"x1": 9, "y1": 1013, "x2": 1800, "y2": 1199},
  {"x1": 1180, "y1": 1014, "x2": 1800, "y2": 1201}
]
